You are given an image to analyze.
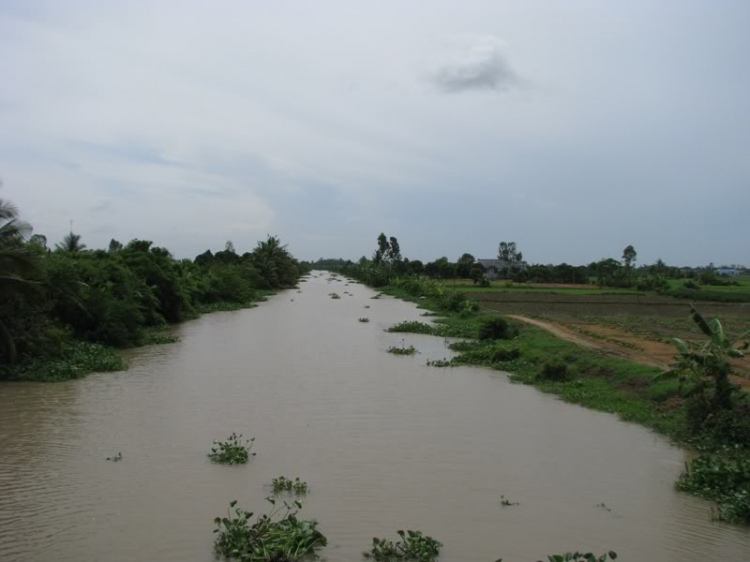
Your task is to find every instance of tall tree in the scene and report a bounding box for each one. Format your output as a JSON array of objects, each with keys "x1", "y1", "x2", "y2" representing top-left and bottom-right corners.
[
  {"x1": 457, "y1": 253, "x2": 475, "y2": 278},
  {"x1": 622, "y1": 245, "x2": 637, "y2": 269},
  {"x1": 56, "y1": 232, "x2": 86, "y2": 252},
  {"x1": 108, "y1": 238, "x2": 123, "y2": 253},
  {"x1": 374, "y1": 233, "x2": 389, "y2": 264},
  {"x1": 0, "y1": 197, "x2": 41, "y2": 362},
  {"x1": 498, "y1": 241, "x2": 522, "y2": 264}
]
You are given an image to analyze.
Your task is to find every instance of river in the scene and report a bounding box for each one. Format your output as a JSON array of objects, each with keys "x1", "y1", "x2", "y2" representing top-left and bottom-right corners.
[{"x1": 1, "y1": 272, "x2": 749, "y2": 561}]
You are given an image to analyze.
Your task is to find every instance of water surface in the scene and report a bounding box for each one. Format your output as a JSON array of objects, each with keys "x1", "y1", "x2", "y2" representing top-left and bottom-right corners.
[{"x1": 1, "y1": 273, "x2": 749, "y2": 561}]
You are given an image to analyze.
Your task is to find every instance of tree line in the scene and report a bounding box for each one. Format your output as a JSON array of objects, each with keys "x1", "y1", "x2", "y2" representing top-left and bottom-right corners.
[
  {"x1": 0, "y1": 194, "x2": 306, "y2": 372},
  {"x1": 309, "y1": 235, "x2": 738, "y2": 291}
]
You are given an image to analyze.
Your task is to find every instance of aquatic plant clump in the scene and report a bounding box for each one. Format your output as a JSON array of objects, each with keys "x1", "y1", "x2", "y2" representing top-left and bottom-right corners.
[
  {"x1": 676, "y1": 452, "x2": 750, "y2": 523},
  {"x1": 426, "y1": 358, "x2": 452, "y2": 367},
  {"x1": 359, "y1": 318, "x2": 371, "y2": 323},
  {"x1": 387, "y1": 321, "x2": 434, "y2": 335},
  {"x1": 208, "y1": 433, "x2": 256, "y2": 465},
  {"x1": 498, "y1": 553, "x2": 617, "y2": 562},
  {"x1": 272, "y1": 476, "x2": 309, "y2": 495},
  {"x1": 363, "y1": 530, "x2": 442, "y2": 562},
  {"x1": 387, "y1": 344, "x2": 417, "y2": 356},
  {"x1": 329, "y1": 293, "x2": 341, "y2": 299},
  {"x1": 214, "y1": 499, "x2": 327, "y2": 562}
]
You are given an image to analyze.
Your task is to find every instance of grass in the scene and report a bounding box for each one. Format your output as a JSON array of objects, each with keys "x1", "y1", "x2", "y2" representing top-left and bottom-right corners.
[{"x1": 381, "y1": 285, "x2": 688, "y2": 441}]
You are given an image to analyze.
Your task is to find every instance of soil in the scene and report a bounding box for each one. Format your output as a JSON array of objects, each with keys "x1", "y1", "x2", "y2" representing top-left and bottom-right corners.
[{"x1": 506, "y1": 314, "x2": 750, "y2": 390}]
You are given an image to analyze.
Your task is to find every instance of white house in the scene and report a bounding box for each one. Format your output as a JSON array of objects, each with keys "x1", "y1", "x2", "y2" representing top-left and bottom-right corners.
[
  {"x1": 477, "y1": 259, "x2": 527, "y2": 279},
  {"x1": 717, "y1": 268, "x2": 740, "y2": 277}
]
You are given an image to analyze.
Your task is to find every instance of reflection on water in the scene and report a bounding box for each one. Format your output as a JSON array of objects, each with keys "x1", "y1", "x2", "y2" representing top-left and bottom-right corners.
[{"x1": 1, "y1": 273, "x2": 748, "y2": 561}]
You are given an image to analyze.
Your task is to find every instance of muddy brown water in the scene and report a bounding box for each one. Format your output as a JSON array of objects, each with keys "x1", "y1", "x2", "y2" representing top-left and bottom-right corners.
[{"x1": 1, "y1": 273, "x2": 749, "y2": 562}]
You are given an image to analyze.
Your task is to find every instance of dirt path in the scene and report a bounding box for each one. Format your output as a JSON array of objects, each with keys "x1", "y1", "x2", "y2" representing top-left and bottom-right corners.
[{"x1": 506, "y1": 314, "x2": 750, "y2": 390}]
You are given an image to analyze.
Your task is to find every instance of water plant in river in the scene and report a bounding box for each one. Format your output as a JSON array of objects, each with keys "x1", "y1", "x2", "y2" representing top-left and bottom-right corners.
[
  {"x1": 676, "y1": 452, "x2": 750, "y2": 523},
  {"x1": 208, "y1": 433, "x2": 255, "y2": 464},
  {"x1": 106, "y1": 452, "x2": 122, "y2": 462},
  {"x1": 363, "y1": 530, "x2": 442, "y2": 562},
  {"x1": 500, "y1": 495, "x2": 519, "y2": 506},
  {"x1": 426, "y1": 358, "x2": 451, "y2": 367},
  {"x1": 387, "y1": 341, "x2": 417, "y2": 356},
  {"x1": 214, "y1": 498, "x2": 326, "y2": 562},
  {"x1": 388, "y1": 321, "x2": 434, "y2": 335},
  {"x1": 329, "y1": 293, "x2": 341, "y2": 299},
  {"x1": 359, "y1": 317, "x2": 370, "y2": 323},
  {"x1": 271, "y1": 476, "x2": 309, "y2": 495},
  {"x1": 503, "y1": 552, "x2": 617, "y2": 562}
]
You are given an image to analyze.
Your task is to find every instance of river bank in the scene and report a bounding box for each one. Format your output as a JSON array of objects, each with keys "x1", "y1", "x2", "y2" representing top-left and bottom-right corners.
[
  {"x1": 1, "y1": 273, "x2": 749, "y2": 561},
  {"x1": 376, "y1": 280, "x2": 750, "y2": 525}
]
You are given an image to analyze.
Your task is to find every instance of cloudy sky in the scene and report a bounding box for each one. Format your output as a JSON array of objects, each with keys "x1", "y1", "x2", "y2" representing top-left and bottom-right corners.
[{"x1": 1, "y1": 1, "x2": 748, "y2": 266}]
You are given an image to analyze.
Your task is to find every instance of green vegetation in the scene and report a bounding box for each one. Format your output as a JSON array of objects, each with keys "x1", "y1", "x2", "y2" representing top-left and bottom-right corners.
[
  {"x1": 359, "y1": 317, "x2": 370, "y2": 323},
  {"x1": 208, "y1": 433, "x2": 256, "y2": 465},
  {"x1": 677, "y1": 453, "x2": 750, "y2": 523},
  {"x1": 357, "y1": 267, "x2": 750, "y2": 524},
  {"x1": 363, "y1": 530, "x2": 442, "y2": 562},
  {"x1": 271, "y1": 476, "x2": 309, "y2": 495},
  {"x1": 387, "y1": 342, "x2": 418, "y2": 356},
  {"x1": 521, "y1": 553, "x2": 617, "y2": 562},
  {"x1": 0, "y1": 194, "x2": 307, "y2": 382},
  {"x1": 213, "y1": 498, "x2": 326, "y2": 562},
  {"x1": 0, "y1": 340, "x2": 125, "y2": 382}
]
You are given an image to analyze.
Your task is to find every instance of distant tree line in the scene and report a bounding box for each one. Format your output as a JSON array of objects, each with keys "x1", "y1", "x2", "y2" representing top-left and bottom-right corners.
[
  {"x1": 309, "y1": 236, "x2": 743, "y2": 292},
  {"x1": 0, "y1": 194, "x2": 306, "y2": 370}
]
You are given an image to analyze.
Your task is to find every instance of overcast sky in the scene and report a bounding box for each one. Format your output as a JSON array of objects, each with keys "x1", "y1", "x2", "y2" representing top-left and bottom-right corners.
[{"x1": 1, "y1": 1, "x2": 748, "y2": 266}]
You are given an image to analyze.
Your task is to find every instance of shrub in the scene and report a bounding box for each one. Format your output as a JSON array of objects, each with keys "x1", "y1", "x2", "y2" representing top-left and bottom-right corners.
[
  {"x1": 363, "y1": 530, "x2": 442, "y2": 562},
  {"x1": 208, "y1": 433, "x2": 255, "y2": 464},
  {"x1": 440, "y1": 292, "x2": 466, "y2": 313},
  {"x1": 538, "y1": 359, "x2": 570, "y2": 382},
  {"x1": 477, "y1": 317, "x2": 516, "y2": 340},
  {"x1": 458, "y1": 300, "x2": 480, "y2": 317},
  {"x1": 452, "y1": 345, "x2": 521, "y2": 366}
]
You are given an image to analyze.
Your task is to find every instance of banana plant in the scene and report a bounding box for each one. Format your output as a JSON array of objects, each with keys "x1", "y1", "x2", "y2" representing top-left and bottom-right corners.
[{"x1": 657, "y1": 306, "x2": 749, "y2": 412}]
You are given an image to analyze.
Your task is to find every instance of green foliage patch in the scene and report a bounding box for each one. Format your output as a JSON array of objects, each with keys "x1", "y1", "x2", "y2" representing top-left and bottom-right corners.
[
  {"x1": 213, "y1": 499, "x2": 326, "y2": 562},
  {"x1": 271, "y1": 476, "x2": 309, "y2": 495},
  {"x1": 208, "y1": 433, "x2": 256, "y2": 465},
  {"x1": 363, "y1": 530, "x2": 442, "y2": 562}
]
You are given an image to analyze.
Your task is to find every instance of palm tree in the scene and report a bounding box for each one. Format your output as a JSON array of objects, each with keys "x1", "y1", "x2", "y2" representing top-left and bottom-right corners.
[
  {"x1": 0, "y1": 197, "x2": 41, "y2": 362},
  {"x1": 56, "y1": 231, "x2": 86, "y2": 252}
]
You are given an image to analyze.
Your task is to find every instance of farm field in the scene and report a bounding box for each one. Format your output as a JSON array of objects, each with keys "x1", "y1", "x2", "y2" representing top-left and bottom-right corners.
[{"x1": 467, "y1": 290, "x2": 750, "y2": 379}]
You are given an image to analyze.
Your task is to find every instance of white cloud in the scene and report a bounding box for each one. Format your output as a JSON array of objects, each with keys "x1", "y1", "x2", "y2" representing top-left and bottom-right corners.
[{"x1": 431, "y1": 35, "x2": 519, "y2": 93}]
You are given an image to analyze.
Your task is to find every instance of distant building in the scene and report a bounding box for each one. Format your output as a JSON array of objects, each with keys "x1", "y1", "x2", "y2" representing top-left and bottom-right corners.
[
  {"x1": 477, "y1": 258, "x2": 527, "y2": 279},
  {"x1": 717, "y1": 268, "x2": 740, "y2": 277}
]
